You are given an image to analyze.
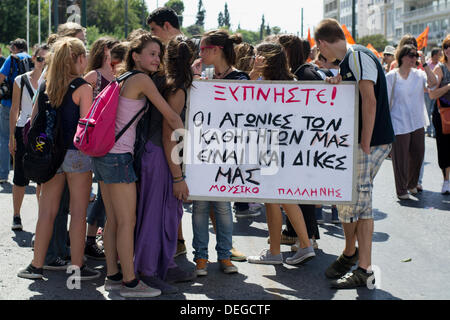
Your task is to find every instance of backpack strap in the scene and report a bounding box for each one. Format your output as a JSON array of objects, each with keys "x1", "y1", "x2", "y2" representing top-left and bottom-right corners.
[
  {"x1": 67, "y1": 78, "x2": 89, "y2": 95},
  {"x1": 21, "y1": 74, "x2": 35, "y2": 100},
  {"x1": 115, "y1": 99, "x2": 149, "y2": 143},
  {"x1": 116, "y1": 70, "x2": 144, "y2": 83}
]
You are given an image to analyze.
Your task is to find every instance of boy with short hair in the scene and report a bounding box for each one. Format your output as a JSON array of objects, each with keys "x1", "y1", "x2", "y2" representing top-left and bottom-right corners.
[{"x1": 314, "y1": 19, "x2": 394, "y2": 289}]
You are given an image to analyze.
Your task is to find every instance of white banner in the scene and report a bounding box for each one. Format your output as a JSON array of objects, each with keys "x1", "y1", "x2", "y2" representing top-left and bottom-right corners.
[{"x1": 183, "y1": 80, "x2": 359, "y2": 204}]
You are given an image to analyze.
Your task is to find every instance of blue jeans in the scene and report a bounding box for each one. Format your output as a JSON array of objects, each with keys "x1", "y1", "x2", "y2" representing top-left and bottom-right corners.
[
  {"x1": 0, "y1": 105, "x2": 10, "y2": 180},
  {"x1": 45, "y1": 183, "x2": 70, "y2": 264},
  {"x1": 87, "y1": 187, "x2": 106, "y2": 228},
  {"x1": 192, "y1": 201, "x2": 233, "y2": 261}
]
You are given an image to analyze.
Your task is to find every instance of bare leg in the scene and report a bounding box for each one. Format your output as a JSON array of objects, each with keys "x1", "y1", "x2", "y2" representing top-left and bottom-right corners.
[
  {"x1": 265, "y1": 204, "x2": 282, "y2": 255},
  {"x1": 104, "y1": 182, "x2": 137, "y2": 283},
  {"x1": 341, "y1": 222, "x2": 358, "y2": 257},
  {"x1": 282, "y1": 204, "x2": 310, "y2": 248},
  {"x1": 31, "y1": 173, "x2": 66, "y2": 268},
  {"x1": 99, "y1": 181, "x2": 119, "y2": 277},
  {"x1": 12, "y1": 185, "x2": 26, "y2": 217},
  {"x1": 66, "y1": 172, "x2": 92, "y2": 268},
  {"x1": 355, "y1": 219, "x2": 374, "y2": 270}
]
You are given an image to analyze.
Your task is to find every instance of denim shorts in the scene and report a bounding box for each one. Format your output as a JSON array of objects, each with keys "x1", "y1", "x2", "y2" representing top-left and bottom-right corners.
[
  {"x1": 57, "y1": 149, "x2": 92, "y2": 174},
  {"x1": 91, "y1": 153, "x2": 137, "y2": 184}
]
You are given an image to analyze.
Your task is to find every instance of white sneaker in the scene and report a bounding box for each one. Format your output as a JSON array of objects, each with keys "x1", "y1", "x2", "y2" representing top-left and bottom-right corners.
[
  {"x1": 442, "y1": 181, "x2": 450, "y2": 195},
  {"x1": 285, "y1": 245, "x2": 316, "y2": 265},
  {"x1": 398, "y1": 194, "x2": 412, "y2": 200},
  {"x1": 120, "y1": 280, "x2": 161, "y2": 298},
  {"x1": 247, "y1": 249, "x2": 283, "y2": 265},
  {"x1": 291, "y1": 239, "x2": 318, "y2": 252}
]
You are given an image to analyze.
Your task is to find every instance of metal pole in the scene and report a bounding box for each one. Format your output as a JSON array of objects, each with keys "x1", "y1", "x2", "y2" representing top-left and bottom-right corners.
[
  {"x1": 351, "y1": 0, "x2": 356, "y2": 40},
  {"x1": 54, "y1": 0, "x2": 58, "y2": 33},
  {"x1": 125, "y1": 0, "x2": 129, "y2": 38},
  {"x1": 38, "y1": 0, "x2": 41, "y2": 44},
  {"x1": 48, "y1": 0, "x2": 51, "y2": 37},
  {"x1": 301, "y1": 8, "x2": 304, "y2": 38},
  {"x1": 82, "y1": 0, "x2": 87, "y2": 27},
  {"x1": 27, "y1": 0, "x2": 30, "y2": 51}
]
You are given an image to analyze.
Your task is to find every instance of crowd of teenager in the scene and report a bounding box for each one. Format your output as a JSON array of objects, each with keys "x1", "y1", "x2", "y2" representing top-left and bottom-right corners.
[{"x1": 0, "y1": 7, "x2": 449, "y2": 298}]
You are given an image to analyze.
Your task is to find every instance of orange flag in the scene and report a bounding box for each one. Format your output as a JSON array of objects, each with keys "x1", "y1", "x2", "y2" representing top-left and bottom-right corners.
[
  {"x1": 367, "y1": 43, "x2": 382, "y2": 58},
  {"x1": 341, "y1": 24, "x2": 356, "y2": 45},
  {"x1": 416, "y1": 26, "x2": 429, "y2": 50},
  {"x1": 308, "y1": 28, "x2": 316, "y2": 48}
]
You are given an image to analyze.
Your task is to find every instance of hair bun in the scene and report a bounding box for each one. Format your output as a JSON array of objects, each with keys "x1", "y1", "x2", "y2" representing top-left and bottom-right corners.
[{"x1": 230, "y1": 33, "x2": 243, "y2": 45}]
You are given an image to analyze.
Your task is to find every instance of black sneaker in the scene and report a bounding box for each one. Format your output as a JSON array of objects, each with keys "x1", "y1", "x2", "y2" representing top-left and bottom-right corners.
[
  {"x1": 84, "y1": 243, "x2": 106, "y2": 260},
  {"x1": 68, "y1": 265, "x2": 101, "y2": 281},
  {"x1": 44, "y1": 257, "x2": 70, "y2": 271},
  {"x1": 18, "y1": 264, "x2": 44, "y2": 280},
  {"x1": 325, "y1": 248, "x2": 359, "y2": 279},
  {"x1": 330, "y1": 268, "x2": 375, "y2": 289},
  {"x1": 12, "y1": 216, "x2": 23, "y2": 231}
]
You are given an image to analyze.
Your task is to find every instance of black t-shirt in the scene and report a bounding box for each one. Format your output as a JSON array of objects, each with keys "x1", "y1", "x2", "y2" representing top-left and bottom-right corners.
[
  {"x1": 223, "y1": 70, "x2": 250, "y2": 80},
  {"x1": 339, "y1": 45, "x2": 394, "y2": 146}
]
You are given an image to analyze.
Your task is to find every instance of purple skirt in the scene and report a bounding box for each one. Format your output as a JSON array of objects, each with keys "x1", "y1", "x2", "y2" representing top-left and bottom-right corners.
[{"x1": 134, "y1": 141, "x2": 183, "y2": 279}]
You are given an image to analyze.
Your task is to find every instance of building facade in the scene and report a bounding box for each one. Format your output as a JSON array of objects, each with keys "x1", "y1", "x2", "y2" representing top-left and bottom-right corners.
[{"x1": 323, "y1": 0, "x2": 450, "y2": 47}]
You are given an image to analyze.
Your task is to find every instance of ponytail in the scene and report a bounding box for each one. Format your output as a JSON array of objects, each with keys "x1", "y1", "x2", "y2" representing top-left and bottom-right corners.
[
  {"x1": 203, "y1": 29, "x2": 241, "y2": 65},
  {"x1": 165, "y1": 36, "x2": 195, "y2": 95}
]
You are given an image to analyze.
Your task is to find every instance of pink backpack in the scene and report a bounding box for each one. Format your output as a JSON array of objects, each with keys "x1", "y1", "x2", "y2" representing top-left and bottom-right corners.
[{"x1": 74, "y1": 71, "x2": 145, "y2": 157}]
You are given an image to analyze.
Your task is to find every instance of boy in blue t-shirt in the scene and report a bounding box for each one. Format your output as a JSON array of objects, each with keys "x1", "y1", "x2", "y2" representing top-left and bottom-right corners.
[{"x1": 0, "y1": 39, "x2": 31, "y2": 182}]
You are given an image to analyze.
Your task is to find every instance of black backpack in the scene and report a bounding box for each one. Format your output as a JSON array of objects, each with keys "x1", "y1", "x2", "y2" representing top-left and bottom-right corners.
[
  {"x1": 294, "y1": 63, "x2": 324, "y2": 81},
  {"x1": 12, "y1": 55, "x2": 34, "y2": 75},
  {"x1": 23, "y1": 78, "x2": 85, "y2": 184}
]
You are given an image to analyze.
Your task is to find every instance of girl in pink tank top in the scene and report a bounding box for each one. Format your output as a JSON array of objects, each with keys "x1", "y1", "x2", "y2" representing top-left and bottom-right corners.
[{"x1": 90, "y1": 33, "x2": 184, "y2": 298}]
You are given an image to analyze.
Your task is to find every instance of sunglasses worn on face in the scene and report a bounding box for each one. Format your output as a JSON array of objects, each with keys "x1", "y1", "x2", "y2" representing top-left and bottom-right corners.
[
  {"x1": 407, "y1": 52, "x2": 419, "y2": 58},
  {"x1": 200, "y1": 45, "x2": 223, "y2": 52},
  {"x1": 444, "y1": 44, "x2": 449, "y2": 50},
  {"x1": 36, "y1": 56, "x2": 45, "y2": 62}
]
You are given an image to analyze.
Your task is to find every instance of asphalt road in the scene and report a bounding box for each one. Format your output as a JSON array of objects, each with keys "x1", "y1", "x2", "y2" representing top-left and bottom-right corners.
[{"x1": 0, "y1": 136, "x2": 449, "y2": 300}]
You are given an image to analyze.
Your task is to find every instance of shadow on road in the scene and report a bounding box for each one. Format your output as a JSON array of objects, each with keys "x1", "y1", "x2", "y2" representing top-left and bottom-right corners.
[
  {"x1": 12, "y1": 230, "x2": 34, "y2": 248},
  {"x1": 397, "y1": 191, "x2": 450, "y2": 211},
  {"x1": 0, "y1": 182, "x2": 37, "y2": 195}
]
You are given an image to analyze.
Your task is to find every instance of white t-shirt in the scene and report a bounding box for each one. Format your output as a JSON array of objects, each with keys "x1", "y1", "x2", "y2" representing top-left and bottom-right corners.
[
  {"x1": 14, "y1": 71, "x2": 38, "y2": 128},
  {"x1": 386, "y1": 68, "x2": 427, "y2": 135},
  {"x1": 346, "y1": 47, "x2": 378, "y2": 84}
]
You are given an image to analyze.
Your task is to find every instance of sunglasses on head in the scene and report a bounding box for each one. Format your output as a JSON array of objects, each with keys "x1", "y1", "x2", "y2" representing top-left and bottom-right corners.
[{"x1": 36, "y1": 56, "x2": 45, "y2": 62}]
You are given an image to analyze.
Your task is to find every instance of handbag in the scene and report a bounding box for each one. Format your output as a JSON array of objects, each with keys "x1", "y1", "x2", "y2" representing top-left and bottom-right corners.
[{"x1": 437, "y1": 98, "x2": 450, "y2": 135}]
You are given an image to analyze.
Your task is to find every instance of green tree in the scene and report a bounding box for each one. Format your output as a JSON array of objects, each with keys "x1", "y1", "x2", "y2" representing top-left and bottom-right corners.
[
  {"x1": 186, "y1": 24, "x2": 203, "y2": 38},
  {"x1": 195, "y1": 0, "x2": 205, "y2": 27},
  {"x1": 259, "y1": 15, "x2": 265, "y2": 40},
  {"x1": 357, "y1": 34, "x2": 389, "y2": 52},
  {"x1": 271, "y1": 26, "x2": 281, "y2": 35},
  {"x1": 165, "y1": 0, "x2": 184, "y2": 26},
  {"x1": 223, "y1": 3, "x2": 231, "y2": 29},
  {"x1": 218, "y1": 12, "x2": 224, "y2": 28}
]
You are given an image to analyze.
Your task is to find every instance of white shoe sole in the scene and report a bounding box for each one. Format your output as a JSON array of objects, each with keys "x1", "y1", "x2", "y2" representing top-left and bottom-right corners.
[
  {"x1": 18, "y1": 272, "x2": 43, "y2": 280},
  {"x1": 247, "y1": 258, "x2": 283, "y2": 265},
  {"x1": 285, "y1": 252, "x2": 316, "y2": 265},
  {"x1": 119, "y1": 288, "x2": 161, "y2": 298},
  {"x1": 196, "y1": 269, "x2": 208, "y2": 276}
]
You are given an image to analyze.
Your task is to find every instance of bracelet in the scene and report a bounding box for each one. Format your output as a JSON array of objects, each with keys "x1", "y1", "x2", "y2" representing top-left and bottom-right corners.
[
  {"x1": 194, "y1": 73, "x2": 201, "y2": 76},
  {"x1": 173, "y1": 175, "x2": 184, "y2": 180},
  {"x1": 173, "y1": 177, "x2": 185, "y2": 184}
]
